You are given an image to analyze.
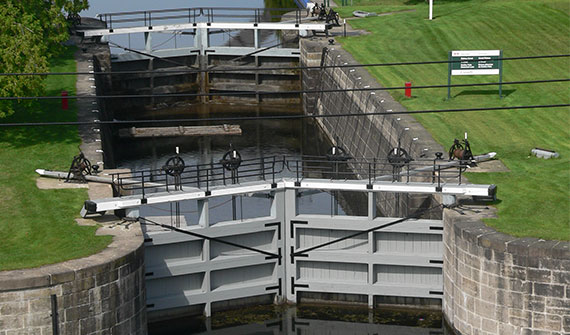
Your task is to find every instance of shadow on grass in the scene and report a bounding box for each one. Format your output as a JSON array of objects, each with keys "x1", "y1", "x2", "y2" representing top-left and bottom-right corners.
[
  {"x1": 47, "y1": 46, "x2": 77, "y2": 68},
  {"x1": 455, "y1": 89, "x2": 515, "y2": 97}
]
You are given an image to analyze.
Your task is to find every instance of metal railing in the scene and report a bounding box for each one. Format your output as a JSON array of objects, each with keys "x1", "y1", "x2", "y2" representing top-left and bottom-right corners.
[
  {"x1": 110, "y1": 155, "x2": 470, "y2": 198},
  {"x1": 97, "y1": 7, "x2": 305, "y2": 30}
]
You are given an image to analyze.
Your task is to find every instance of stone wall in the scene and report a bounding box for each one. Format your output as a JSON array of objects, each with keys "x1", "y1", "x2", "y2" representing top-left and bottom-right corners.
[
  {"x1": 300, "y1": 39, "x2": 444, "y2": 218},
  {"x1": 0, "y1": 223, "x2": 147, "y2": 334},
  {"x1": 443, "y1": 207, "x2": 570, "y2": 335}
]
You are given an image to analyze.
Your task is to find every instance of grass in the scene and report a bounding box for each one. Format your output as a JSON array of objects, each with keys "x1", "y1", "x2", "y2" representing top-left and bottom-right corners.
[
  {"x1": 335, "y1": 0, "x2": 570, "y2": 240},
  {"x1": 0, "y1": 47, "x2": 112, "y2": 271}
]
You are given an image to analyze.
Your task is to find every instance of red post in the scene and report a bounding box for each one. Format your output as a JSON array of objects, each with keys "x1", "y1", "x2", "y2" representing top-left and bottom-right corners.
[
  {"x1": 405, "y1": 82, "x2": 412, "y2": 98},
  {"x1": 61, "y1": 91, "x2": 68, "y2": 110}
]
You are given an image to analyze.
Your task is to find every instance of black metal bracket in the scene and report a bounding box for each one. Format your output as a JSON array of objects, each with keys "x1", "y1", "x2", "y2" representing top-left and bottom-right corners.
[
  {"x1": 265, "y1": 278, "x2": 282, "y2": 296},
  {"x1": 291, "y1": 277, "x2": 309, "y2": 295},
  {"x1": 290, "y1": 220, "x2": 308, "y2": 238},
  {"x1": 264, "y1": 222, "x2": 281, "y2": 240}
]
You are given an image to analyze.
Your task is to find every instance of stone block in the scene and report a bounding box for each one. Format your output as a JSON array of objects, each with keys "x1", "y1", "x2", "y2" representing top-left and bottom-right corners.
[
  {"x1": 0, "y1": 301, "x2": 27, "y2": 316},
  {"x1": 487, "y1": 274, "x2": 507, "y2": 290},
  {"x1": 0, "y1": 273, "x2": 49, "y2": 292},
  {"x1": 49, "y1": 268, "x2": 76, "y2": 285},
  {"x1": 534, "y1": 283, "x2": 565, "y2": 298},
  {"x1": 552, "y1": 271, "x2": 570, "y2": 285},
  {"x1": 6, "y1": 330, "x2": 32, "y2": 335},
  {"x1": 546, "y1": 297, "x2": 570, "y2": 309},
  {"x1": 0, "y1": 292, "x2": 22, "y2": 303},
  {"x1": 509, "y1": 308, "x2": 532, "y2": 328},
  {"x1": 527, "y1": 268, "x2": 552, "y2": 283},
  {"x1": 563, "y1": 315, "x2": 570, "y2": 333},
  {"x1": 498, "y1": 323, "x2": 518, "y2": 335},
  {"x1": 28, "y1": 297, "x2": 51, "y2": 313},
  {"x1": 545, "y1": 314, "x2": 562, "y2": 332},
  {"x1": 482, "y1": 260, "x2": 501, "y2": 275},
  {"x1": 63, "y1": 291, "x2": 90, "y2": 308},
  {"x1": 465, "y1": 253, "x2": 482, "y2": 270},
  {"x1": 462, "y1": 277, "x2": 479, "y2": 297},
  {"x1": 65, "y1": 304, "x2": 90, "y2": 322},
  {"x1": 506, "y1": 292, "x2": 524, "y2": 310},
  {"x1": 115, "y1": 302, "x2": 134, "y2": 323},
  {"x1": 526, "y1": 295, "x2": 546, "y2": 312},
  {"x1": 476, "y1": 299, "x2": 495, "y2": 319},
  {"x1": 480, "y1": 284, "x2": 497, "y2": 303},
  {"x1": 495, "y1": 304, "x2": 508, "y2": 322},
  {"x1": 95, "y1": 269, "x2": 118, "y2": 287},
  {"x1": 521, "y1": 329, "x2": 553, "y2": 335},
  {"x1": 507, "y1": 238, "x2": 540, "y2": 257},
  {"x1": 549, "y1": 241, "x2": 570, "y2": 260},
  {"x1": 80, "y1": 317, "x2": 96, "y2": 335},
  {"x1": 0, "y1": 315, "x2": 24, "y2": 330},
  {"x1": 101, "y1": 311, "x2": 116, "y2": 330},
  {"x1": 539, "y1": 258, "x2": 570, "y2": 272},
  {"x1": 24, "y1": 313, "x2": 50, "y2": 328},
  {"x1": 492, "y1": 249, "x2": 506, "y2": 263},
  {"x1": 467, "y1": 311, "x2": 482, "y2": 330},
  {"x1": 508, "y1": 279, "x2": 533, "y2": 294},
  {"x1": 478, "y1": 232, "x2": 514, "y2": 253},
  {"x1": 61, "y1": 320, "x2": 80, "y2": 335},
  {"x1": 481, "y1": 317, "x2": 498, "y2": 333},
  {"x1": 111, "y1": 320, "x2": 131, "y2": 335},
  {"x1": 502, "y1": 264, "x2": 527, "y2": 280}
]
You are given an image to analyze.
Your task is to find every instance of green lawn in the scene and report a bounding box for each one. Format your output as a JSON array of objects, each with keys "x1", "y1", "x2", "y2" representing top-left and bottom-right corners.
[
  {"x1": 336, "y1": 0, "x2": 569, "y2": 240},
  {"x1": 0, "y1": 47, "x2": 112, "y2": 271}
]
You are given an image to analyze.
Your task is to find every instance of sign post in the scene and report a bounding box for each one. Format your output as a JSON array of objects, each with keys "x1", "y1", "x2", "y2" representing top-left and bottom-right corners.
[{"x1": 448, "y1": 50, "x2": 503, "y2": 99}]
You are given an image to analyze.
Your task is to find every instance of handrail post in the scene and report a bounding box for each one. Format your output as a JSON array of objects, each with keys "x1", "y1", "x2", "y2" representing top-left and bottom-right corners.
[
  {"x1": 206, "y1": 168, "x2": 210, "y2": 194},
  {"x1": 141, "y1": 171, "x2": 146, "y2": 200},
  {"x1": 197, "y1": 165, "x2": 201, "y2": 189},
  {"x1": 368, "y1": 162, "x2": 372, "y2": 186},
  {"x1": 459, "y1": 163, "x2": 462, "y2": 185},
  {"x1": 437, "y1": 164, "x2": 441, "y2": 191},
  {"x1": 296, "y1": 160, "x2": 300, "y2": 185},
  {"x1": 261, "y1": 156, "x2": 265, "y2": 180},
  {"x1": 432, "y1": 158, "x2": 436, "y2": 184},
  {"x1": 272, "y1": 156, "x2": 276, "y2": 186}
]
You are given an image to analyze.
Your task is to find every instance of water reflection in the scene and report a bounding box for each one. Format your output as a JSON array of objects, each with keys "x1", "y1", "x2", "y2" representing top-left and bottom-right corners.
[{"x1": 148, "y1": 304, "x2": 450, "y2": 334}]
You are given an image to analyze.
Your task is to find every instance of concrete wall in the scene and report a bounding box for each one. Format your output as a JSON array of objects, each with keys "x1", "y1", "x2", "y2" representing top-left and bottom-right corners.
[
  {"x1": 300, "y1": 40, "x2": 444, "y2": 218},
  {"x1": 0, "y1": 224, "x2": 147, "y2": 335},
  {"x1": 443, "y1": 207, "x2": 570, "y2": 335}
]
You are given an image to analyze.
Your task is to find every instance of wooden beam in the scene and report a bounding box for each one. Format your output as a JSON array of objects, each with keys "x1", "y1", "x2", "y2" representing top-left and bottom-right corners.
[{"x1": 118, "y1": 124, "x2": 242, "y2": 138}]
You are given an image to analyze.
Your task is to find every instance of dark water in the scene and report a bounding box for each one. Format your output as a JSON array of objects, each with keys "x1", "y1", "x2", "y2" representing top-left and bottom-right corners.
[
  {"x1": 148, "y1": 304, "x2": 451, "y2": 334},
  {"x1": 115, "y1": 103, "x2": 352, "y2": 224},
  {"x1": 115, "y1": 104, "x2": 315, "y2": 171}
]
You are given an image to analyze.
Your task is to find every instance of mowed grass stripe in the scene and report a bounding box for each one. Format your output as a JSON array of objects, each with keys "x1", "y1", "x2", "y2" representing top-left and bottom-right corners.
[{"x1": 338, "y1": 0, "x2": 569, "y2": 240}]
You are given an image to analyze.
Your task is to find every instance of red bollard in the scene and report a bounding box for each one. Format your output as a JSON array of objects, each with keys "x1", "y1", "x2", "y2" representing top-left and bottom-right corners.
[
  {"x1": 405, "y1": 82, "x2": 412, "y2": 98},
  {"x1": 61, "y1": 91, "x2": 68, "y2": 110}
]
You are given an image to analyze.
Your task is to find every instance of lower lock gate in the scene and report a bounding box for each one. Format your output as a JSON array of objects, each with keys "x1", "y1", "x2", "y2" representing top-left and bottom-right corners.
[{"x1": 82, "y1": 150, "x2": 496, "y2": 318}]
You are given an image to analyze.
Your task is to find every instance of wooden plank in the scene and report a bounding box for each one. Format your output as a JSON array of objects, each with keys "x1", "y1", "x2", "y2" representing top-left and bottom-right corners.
[{"x1": 118, "y1": 125, "x2": 242, "y2": 138}]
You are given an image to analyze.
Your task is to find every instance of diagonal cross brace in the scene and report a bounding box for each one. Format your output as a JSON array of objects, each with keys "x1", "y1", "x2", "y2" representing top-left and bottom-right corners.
[{"x1": 140, "y1": 217, "x2": 281, "y2": 259}]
